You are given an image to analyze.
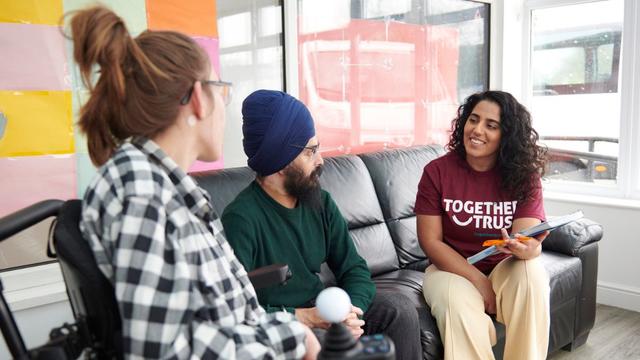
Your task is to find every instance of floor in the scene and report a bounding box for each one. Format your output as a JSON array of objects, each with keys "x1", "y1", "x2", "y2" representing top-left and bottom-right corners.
[{"x1": 549, "y1": 304, "x2": 640, "y2": 360}]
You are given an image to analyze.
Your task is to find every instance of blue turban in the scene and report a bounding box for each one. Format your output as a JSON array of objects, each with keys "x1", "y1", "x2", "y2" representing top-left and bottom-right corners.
[{"x1": 242, "y1": 90, "x2": 315, "y2": 176}]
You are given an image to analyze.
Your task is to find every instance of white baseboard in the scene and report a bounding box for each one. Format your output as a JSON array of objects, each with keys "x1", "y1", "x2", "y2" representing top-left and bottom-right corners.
[{"x1": 597, "y1": 281, "x2": 640, "y2": 313}]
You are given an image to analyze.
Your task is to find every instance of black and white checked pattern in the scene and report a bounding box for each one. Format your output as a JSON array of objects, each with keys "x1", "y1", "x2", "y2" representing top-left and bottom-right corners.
[{"x1": 80, "y1": 137, "x2": 306, "y2": 359}]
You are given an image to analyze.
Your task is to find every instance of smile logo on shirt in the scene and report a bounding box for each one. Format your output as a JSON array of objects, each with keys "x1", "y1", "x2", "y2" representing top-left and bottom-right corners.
[
  {"x1": 443, "y1": 199, "x2": 518, "y2": 230},
  {"x1": 452, "y1": 215, "x2": 473, "y2": 226}
]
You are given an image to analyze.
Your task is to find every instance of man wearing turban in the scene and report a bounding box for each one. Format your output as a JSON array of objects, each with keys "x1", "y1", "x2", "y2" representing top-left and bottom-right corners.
[{"x1": 221, "y1": 90, "x2": 421, "y2": 359}]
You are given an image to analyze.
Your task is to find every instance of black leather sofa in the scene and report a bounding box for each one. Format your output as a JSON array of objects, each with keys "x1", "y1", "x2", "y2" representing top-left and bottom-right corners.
[{"x1": 193, "y1": 144, "x2": 603, "y2": 359}]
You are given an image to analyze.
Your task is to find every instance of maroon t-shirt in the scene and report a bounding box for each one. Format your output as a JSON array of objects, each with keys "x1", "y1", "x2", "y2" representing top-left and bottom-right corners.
[{"x1": 414, "y1": 152, "x2": 545, "y2": 274}]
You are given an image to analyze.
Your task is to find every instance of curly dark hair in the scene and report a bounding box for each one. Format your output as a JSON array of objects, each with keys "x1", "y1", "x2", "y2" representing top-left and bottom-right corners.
[{"x1": 447, "y1": 91, "x2": 547, "y2": 202}]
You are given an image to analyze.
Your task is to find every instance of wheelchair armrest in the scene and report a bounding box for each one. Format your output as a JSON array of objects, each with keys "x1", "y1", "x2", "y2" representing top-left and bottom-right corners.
[
  {"x1": 247, "y1": 264, "x2": 291, "y2": 290},
  {"x1": 0, "y1": 200, "x2": 62, "y2": 241}
]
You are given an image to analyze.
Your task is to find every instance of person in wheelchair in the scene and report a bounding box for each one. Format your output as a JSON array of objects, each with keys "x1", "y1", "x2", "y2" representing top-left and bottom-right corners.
[{"x1": 70, "y1": 6, "x2": 319, "y2": 359}]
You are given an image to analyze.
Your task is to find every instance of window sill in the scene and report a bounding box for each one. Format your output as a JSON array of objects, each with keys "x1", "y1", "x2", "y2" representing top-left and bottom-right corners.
[
  {"x1": 543, "y1": 190, "x2": 640, "y2": 210},
  {"x1": 0, "y1": 263, "x2": 67, "y2": 311}
]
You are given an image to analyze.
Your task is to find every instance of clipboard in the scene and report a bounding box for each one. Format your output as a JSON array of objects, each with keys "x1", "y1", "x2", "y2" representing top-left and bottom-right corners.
[{"x1": 467, "y1": 210, "x2": 584, "y2": 265}]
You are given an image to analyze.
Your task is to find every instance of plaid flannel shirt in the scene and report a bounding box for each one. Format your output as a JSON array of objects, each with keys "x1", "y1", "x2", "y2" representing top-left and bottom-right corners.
[{"x1": 80, "y1": 138, "x2": 306, "y2": 359}]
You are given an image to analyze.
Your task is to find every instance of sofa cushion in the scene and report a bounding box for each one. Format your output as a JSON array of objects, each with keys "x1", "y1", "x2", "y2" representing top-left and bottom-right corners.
[
  {"x1": 320, "y1": 155, "x2": 400, "y2": 275},
  {"x1": 387, "y1": 216, "x2": 429, "y2": 269},
  {"x1": 358, "y1": 146, "x2": 445, "y2": 268},
  {"x1": 358, "y1": 145, "x2": 445, "y2": 220},
  {"x1": 373, "y1": 269, "x2": 424, "y2": 306},
  {"x1": 319, "y1": 155, "x2": 386, "y2": 229},
  {"x1": 350, "y1": 224, "x2": 399, "y2": 275}
]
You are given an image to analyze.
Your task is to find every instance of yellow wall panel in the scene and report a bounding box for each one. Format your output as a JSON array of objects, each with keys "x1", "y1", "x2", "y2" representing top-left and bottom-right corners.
[
  {"x1": 0, "y1": 91, "x2": 73, "y2": 156},
  {"x1": 0, "y1": 0, "x2": 63, "y2": 25}
]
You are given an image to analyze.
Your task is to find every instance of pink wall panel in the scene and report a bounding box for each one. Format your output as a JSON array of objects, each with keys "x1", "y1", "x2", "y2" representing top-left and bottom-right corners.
[
  {"x1": 193, "y1": 36, "x2": 221, "y2": 77},
  {"x1": 188, "y1": 158, "x2": 224, "y2": 173},
  {"x1": 0, "y1": 155, "x2": 76, "y2": 217},
  {"x1": 190, "y1": 36, "x2": 223, "y2": 171},
  {"x1": 0, "y1": 23, "x2": 70, "y2": 91}
]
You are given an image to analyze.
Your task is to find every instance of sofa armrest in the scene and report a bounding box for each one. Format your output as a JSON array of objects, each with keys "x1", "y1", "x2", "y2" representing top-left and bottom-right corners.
[{"x1": 542, "y1": 218, "x2": 603, "y2": 256}]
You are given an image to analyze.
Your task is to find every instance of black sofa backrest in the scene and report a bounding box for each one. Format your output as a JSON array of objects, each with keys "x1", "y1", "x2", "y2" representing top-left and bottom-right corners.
[
  {"x1": 192, "y1": 145, "x2": 448, "y2": 277},
  {"x1": 193, "y1": 153, "x2": 403, "y2": 278},
  {"x1": 319, "y1": 155, "x2": 400, "y2": 276},
  {"x1": 193, "y1": 166, "x2": 255, "y2": 216},
  {"x1": 359, "y1": 145, "x2": 446, "y2": 270}
]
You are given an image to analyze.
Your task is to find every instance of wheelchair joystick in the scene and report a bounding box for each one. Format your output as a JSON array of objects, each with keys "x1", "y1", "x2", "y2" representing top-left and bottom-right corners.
[{"x1": 316, "y1": 287, "x2": 395, "y2": 360}]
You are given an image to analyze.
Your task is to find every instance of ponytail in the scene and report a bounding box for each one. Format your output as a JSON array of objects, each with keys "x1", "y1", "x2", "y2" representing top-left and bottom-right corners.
[{"x1": 69, "y1": 6, "x2": 210, "y2": 166}]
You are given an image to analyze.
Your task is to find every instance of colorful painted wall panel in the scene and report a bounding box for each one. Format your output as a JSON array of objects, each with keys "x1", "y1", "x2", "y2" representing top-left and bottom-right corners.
[
  {"x1": 0, "y1": 155, "x2": 76, "y2": 217},
  {"x1": 189, "y1": 159, "x2": 224, "y2": 173},
  {"x1": 76, "y1": 152, "x2": 96, "y2": 197},
  {"x1": 1, "y1": 0, "x2": 223, "y2": 222},
  {"x1": 0, "y1": 91, "x2": 73, "y2": 157},
  {"x1": 0, "y1": 23, "x2": 70, "y2": 91},
  {"x1": 190, "y1": 36, "x2": 223, "y2": 172},
  {"x1": 1, "y1": 0, "x2": 225, "y2": 269},
  {"x1": 146, "y1": 0, "x2": 218, "y2": 37},
  {"x1": 0, "y1": 0, "x2": 63, "y2": 25},
  {"x1": 193, "y1": 36, "x2": 221, "y2": 76},
  {"x1": 63, "y1": 0, "x2": 148, "y2": 35}
]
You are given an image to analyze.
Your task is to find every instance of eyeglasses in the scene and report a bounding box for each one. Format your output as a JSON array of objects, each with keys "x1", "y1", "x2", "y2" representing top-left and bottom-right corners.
[
  {"x1": 180, "y1": 80, "x2": 233, "y2": 106},
  {"x1": 291, "y1": 143, "x2": 320, "y2": 157}
]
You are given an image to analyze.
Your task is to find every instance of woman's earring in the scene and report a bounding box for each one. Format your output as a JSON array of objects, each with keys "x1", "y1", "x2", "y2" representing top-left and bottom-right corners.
[{"x1": 187, "y1": 115, "x2": 197, "y2": 127}]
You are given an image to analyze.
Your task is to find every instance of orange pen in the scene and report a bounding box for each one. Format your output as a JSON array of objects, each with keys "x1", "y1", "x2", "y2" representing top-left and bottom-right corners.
[{"x1": 482, "y1": 236, "x2": 534, "y2": 247}]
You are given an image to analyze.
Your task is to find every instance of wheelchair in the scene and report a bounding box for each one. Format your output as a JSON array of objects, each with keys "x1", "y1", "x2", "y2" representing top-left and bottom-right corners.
[{"x1": 0, "y1": 200, "x2": 291, "y2": 359}]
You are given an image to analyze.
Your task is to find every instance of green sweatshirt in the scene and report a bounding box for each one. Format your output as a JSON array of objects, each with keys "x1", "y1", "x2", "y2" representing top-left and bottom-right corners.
[{"x1": 221, "y1": 181, "x2": 375, "y2": 314}]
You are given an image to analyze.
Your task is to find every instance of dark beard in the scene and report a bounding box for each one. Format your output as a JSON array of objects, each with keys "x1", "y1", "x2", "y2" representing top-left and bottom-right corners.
[{"x1": 283, "y1": 164, "x2": 324, "y2": 211}]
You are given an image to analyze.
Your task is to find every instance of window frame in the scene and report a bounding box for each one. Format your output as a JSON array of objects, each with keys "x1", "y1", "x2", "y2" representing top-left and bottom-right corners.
[
  {"x1": 217, "y1": 0, "x2": 286, "y2": 85},
  {"x1": 521, "y1": 0, "x2": 640, "y2": 201}
]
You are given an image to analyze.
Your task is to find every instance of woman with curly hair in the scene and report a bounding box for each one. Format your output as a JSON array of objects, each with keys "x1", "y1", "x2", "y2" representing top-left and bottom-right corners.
[{"x1": 415, "y1": 91, "x2": 550, "y2": 360}]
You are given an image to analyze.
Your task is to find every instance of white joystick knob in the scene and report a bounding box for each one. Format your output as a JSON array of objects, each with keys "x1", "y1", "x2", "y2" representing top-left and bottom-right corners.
[{"x1": 316, "y1": 287, "x2": 351, "y2": 323}]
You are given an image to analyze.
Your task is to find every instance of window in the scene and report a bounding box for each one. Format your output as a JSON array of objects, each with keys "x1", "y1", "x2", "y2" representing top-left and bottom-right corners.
[
  {"x1": 217, "y1": 0, "x2": 285, "y2": 167},
  {"x1": 528, "y1": 0, "x2": 623, "y2": 185},
  {"x1": 294, "y1": 0, "x2": 490, "y2": 156},
  {"x1": 532, "y1": 29, "x2": 621, "y2": 96}
]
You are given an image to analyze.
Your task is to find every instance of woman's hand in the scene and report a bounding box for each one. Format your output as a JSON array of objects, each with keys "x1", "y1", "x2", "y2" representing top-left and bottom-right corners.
[
  {"x1": 302, "y1": 325, "x2": 321, "y2": 360},
  {"x1": 497, "y1": 228, "x2": 548, "y2": 260},
  {"x1": 471, "y1": 275, "x2": 496, "y2": 314}
]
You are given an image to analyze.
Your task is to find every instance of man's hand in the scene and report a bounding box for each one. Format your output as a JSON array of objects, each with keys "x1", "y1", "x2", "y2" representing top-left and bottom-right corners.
[
  {"x1": 471, "y1": 275, "x2": 496, "y2": 314},
  {"x1": 295, "y1": 307, "x2": 330, "y2": 329},
  {"x1": 342, "y1": 305, "x2": 365, "y2": 339},
  {"x1": 497, "y1": 228, "x2": 548, "y2": 260},
  {"x1": 295, "y1": 305, "x2": 365, "y2": 338}
]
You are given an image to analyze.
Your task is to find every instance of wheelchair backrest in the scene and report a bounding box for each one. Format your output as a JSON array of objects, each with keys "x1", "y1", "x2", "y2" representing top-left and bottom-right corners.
[{"x1": 52, "y1": 199, "x2": 122, "y2": 359}]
